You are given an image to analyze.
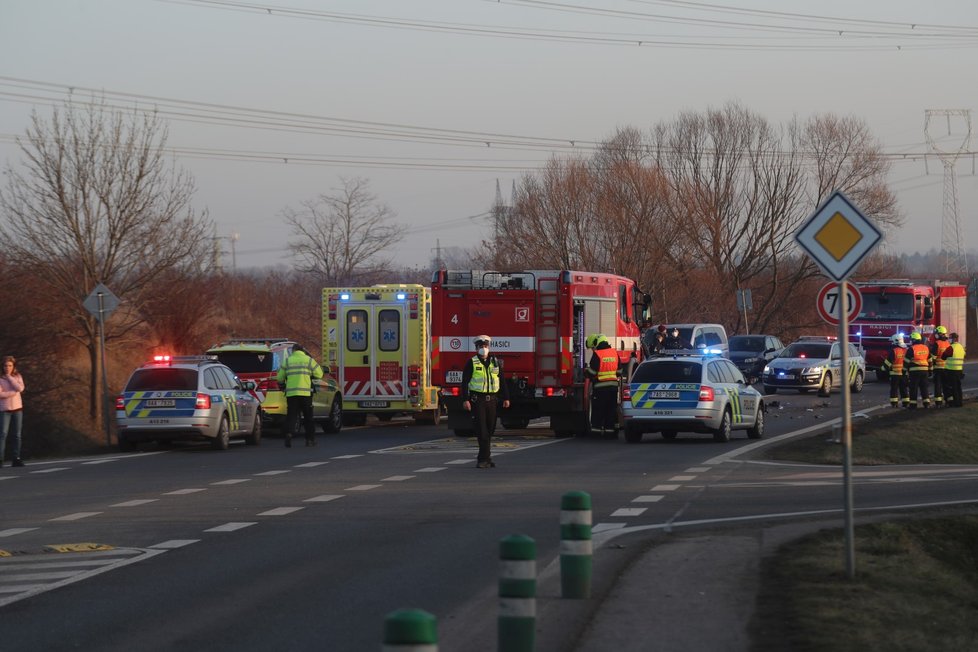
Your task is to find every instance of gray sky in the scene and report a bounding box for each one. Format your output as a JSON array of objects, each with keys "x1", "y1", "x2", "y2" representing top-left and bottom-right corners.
[{"x1": 2, "y1": 0, "x2": 977, "y2": 274}]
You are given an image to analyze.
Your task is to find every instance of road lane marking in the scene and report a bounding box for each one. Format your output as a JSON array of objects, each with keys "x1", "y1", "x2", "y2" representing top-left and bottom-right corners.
[
  {"x1": 304, "y1": 495, "x2": 344, "y2": 503},
  {"x1": 164, "y1": 488, "x2": 206, "y2": 495},
  {"x1": 149, "y1": 540, "x2": 199, "y2": 549},
  {"x1": 685, "y1": 467, "x2": 710, "y2": 473},
  {"x1": 30, "y1": 468, "x2": 70, "y2": 474},
  {"x1": 81, "y1": 459, "x2": 118, "y2": 465},
  {"x1": 212, "y1": 479, "x2": 250, "y2": 485},
  {"x1": 651, "y1": 484, "x2": 680, "y2": 491},
  {"x1": 0, "y1": 529, "x2": 38, "y2": 538},
  {"x1": 346, "y1": 484, "x2": 382, "y2": 491},
  {"x1": 204, "y1": 522, "x2": 256, "y2": 532},
  {"x1": 593, "y1": 523, "x2": 627, "y2": 533},
  {"x1": 254, "y1": 470, "x2": 291, "y2": 476},
  {"x1": 295, "y1": 462, "x2": 330, "y2": 468},
  {"x1": 668, "y1": 475, "x2": 695, "y2": 481},
  {"x1": 413, "y1": 467, "x2": 447, "y2": 472},
  {"x1": 110, "y1": 499, "x2": 159, "y2": 507},
  {"x1": 446, "y1": 459, "x2": 472, "y2": 465},
  {"x1": 611, "y1": 508, "x2": 647, "y2": 517},
  {"x1": 332, "y1": 454, "x2": 363, "y2": 459},
  {"x1": 258, "y1": 507, "x2": 304, "y2": 516},
  {"x1": 50, "y1": 512, "x2": 101, "y2": 522},
  {"x1": 632, "y1": 495, "x2": 664, "y2": 503},
  {"x1": 381, "y1": 475, "x2": 415, "y2": 482}
]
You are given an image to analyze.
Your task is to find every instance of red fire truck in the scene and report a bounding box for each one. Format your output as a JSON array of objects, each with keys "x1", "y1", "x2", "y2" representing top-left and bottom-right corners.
[
  {"x1": 848, "y1": 279, "x2": 967, "y2": 380},
  {"x1": 431, "y1": 269, "x2": 651, "y2": 437}
]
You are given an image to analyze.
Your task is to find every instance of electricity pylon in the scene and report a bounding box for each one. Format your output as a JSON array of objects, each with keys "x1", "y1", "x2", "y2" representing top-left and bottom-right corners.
[{"x1": 924, "y1": 109, "x2": 971, "y2": 276}]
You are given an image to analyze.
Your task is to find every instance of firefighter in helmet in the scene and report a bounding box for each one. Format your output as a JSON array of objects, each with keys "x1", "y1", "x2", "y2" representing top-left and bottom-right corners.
[
  {"x1": 584, "y1": 333, "x2": 620, "y2": 436},
  {"x1": 906, "y1": 331, "x2": 933, "y2": 409},
  {"x1": 881, "y1": 333, "x2": 909, "y2": 408},
  {"x1": 930, "y1": 325, "x2": 951, "y2": 407},
  {"x1": 940, "y1": 331, "x2": 966, "y2": 407}
]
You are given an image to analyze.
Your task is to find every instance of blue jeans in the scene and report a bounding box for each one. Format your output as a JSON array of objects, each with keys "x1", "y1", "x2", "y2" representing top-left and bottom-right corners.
[{"x1": 1, "y1": 410, "x2": 23, "y2": 460}]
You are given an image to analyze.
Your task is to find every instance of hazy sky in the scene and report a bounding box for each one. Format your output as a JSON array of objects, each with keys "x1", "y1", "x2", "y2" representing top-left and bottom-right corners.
[{"x1": 2, "y1": 0, "x2": 977, "y2": 274}]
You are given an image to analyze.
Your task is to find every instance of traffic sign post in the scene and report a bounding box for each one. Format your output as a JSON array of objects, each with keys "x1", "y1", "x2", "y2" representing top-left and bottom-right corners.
[
  {"x1": 84, "y1": 283, "x2": 120, "y2": 448},
  {"x1": 795, "y1": 190, "x2": 882, "y2": 581}
]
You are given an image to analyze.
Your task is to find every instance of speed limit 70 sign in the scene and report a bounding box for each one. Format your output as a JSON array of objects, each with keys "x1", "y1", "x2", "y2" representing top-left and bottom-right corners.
[{"x1": 816, "y1": 282, "x2": 862, "y2": 325}]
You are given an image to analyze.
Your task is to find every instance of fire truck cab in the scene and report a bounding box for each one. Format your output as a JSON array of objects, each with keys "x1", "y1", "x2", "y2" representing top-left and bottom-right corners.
[
  {"x1": 849, "y1": 279, "x2": 967, "y2": 381},
  {"x1": 322, "y1": 285, "x2": 441, "y2": 425},
  {"x1": 431, "y1": 269, "x2": 651, "y2": 438}
]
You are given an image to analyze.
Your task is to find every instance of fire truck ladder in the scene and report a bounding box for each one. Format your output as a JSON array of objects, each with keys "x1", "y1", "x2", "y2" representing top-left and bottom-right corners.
[{"x1": 536, "y1": 275, "x2": 560, "y2": 388}]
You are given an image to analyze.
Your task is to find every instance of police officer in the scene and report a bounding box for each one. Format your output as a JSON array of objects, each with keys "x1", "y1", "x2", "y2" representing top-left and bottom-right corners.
[
  {"x1": 941, "y1": 332, "x2": 966, "y2": 407},
  {"x1": 461, "y1": 335, "x2": 510, "y2": 468},
  {"x1": 881, "y1": 333, "x2": 909, "y2": 408},
  {"x1": 906, "y1": 331, "x2": 932, "y2": 409},
  {"x1": 930, "y1": 326, "x2": 951, "y2": 407},
  {"x1": 276, "y1": 344, "x2": 324, "y2": 447},
  {"x1": 662, "y1": 327, "x2": 689, "y2": 350},
  {"x1": 584, "y1": 333, "x2": 620, "y2": 435}
]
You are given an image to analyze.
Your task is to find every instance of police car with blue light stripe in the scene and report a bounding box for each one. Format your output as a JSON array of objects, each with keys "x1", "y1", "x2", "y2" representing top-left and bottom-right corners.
[
  {"x1": 761, "y1": 336, "x2": 866, "y2": 397},
  {"x1": 621, "y1": 349, "x2": 764, "y2": 443},
  {"x1": 115, "y1": 355, "x2": 262, "y2": 451}
]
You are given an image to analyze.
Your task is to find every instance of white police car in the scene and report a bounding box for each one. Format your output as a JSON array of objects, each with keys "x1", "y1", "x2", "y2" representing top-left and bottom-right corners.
[
  {"x1": 761, "y1": 336, "x2": 866, "y2": 397},
  {"x1": 116, "y1": 355, "x2": 262, "y2": 451},
  {"x1": 621, "y1": 351, "x2": 764, "y2": 443}
]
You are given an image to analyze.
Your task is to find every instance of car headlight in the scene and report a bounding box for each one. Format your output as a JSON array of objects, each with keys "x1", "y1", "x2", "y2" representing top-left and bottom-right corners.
[
  {"x1": 762, "y1": 364, "x2": 771, "y2": 374},
  {"x1": 801, "y1": 366, "x2": 823, "y2": 375}
]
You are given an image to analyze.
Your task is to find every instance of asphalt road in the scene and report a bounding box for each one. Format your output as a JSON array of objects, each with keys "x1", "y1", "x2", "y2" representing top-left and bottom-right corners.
[{"x1": 2, "y1": 374, "x2": 976, "y2": 651}]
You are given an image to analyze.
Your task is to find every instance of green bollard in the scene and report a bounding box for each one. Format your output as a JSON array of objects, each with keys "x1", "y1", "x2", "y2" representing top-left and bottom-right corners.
[
  {"x1": 382, "y1": 608, "x2": 438, "y2": 652},
  {"x1": 560, "y1": 490, "x2": 592, "y2": 599},
  {"x1": 499, "y1": 534, "x2": 536, "y2": 652}
]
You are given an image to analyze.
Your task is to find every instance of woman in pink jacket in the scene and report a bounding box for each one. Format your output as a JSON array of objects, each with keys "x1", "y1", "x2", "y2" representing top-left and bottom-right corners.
[{"x1": 0, "y1": 355, "x2": 26, "y2": 467}]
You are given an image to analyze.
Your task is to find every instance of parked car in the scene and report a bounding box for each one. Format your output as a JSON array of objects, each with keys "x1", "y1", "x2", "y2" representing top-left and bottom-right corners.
[
  {"x1": 115, "y1": 355, "x2": 261, "y2": 451},
  {"x1": 727, "y1": 334, "x2": 784, "y2": 384},
  {"x1": 206, "y1": 338, "x2": 343, "y2": 435},
  {"x1": 641, "y1": 323, "x2": 729, "y2": 356},
  {"x1": 761, "y1": 336, "x2": 866, "y2": 396},
  {"x1": 621, "y1": 351, "x2": 764, "y2": 443}
]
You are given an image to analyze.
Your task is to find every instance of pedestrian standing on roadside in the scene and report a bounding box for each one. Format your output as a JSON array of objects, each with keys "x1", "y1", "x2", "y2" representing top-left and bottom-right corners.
[
  {"x1": 0, "y1": 355, "x2": 26, "y2": 467},
  {"x1": 461, "y1": 335, "x2": 510, "y2": 468},
  {"x1": 881, "y1": 334, "x2": 909, "y2": 408},
  {"x1": 276, "y1": 344, "x2": 323, "y2": 448},
  {"x1": 941, "y1": 332, "x2": 966, "y2": 407}
]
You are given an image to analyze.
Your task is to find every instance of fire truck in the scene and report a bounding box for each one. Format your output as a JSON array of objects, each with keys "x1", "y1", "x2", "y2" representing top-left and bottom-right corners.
[
  {"x1": 322, "y1": 285, "x2": 442, "y2": 425},
  {"x1": 848, "y1": 279, "x2": 967, "y2": 381},
  {"x1": 431, "y1": 269, "x2": 651, "y2": 438}
]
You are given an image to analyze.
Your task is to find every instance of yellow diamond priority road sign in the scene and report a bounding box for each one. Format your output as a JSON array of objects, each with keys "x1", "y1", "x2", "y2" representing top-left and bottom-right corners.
[{"x1": 795, "y1": 190, "x2": 882, "y2": 281}]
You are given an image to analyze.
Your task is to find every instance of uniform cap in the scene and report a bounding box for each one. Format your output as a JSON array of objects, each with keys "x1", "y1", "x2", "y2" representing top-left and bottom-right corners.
[{"x1": 474, "y1": 335, "x2": 491, "y2": 346}]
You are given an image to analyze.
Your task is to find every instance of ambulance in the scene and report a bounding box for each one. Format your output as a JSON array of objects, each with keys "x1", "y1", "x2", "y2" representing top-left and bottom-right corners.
[{"x1": 322, "y1": 285, "x2": 442, "y2": 425}]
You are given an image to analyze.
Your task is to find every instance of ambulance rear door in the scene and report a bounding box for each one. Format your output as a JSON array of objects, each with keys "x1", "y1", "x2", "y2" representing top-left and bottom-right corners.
[{"x1": 339, "y1": 299, "x2": 408, "y2": 410}]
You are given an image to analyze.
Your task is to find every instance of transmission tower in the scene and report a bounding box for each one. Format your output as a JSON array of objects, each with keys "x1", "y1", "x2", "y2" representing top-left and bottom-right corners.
[{"x1": 924, "y1": 109, "x2": 971, "y2": 276}]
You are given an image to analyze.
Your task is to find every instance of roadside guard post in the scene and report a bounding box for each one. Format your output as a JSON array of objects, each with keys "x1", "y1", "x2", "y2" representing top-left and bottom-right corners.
[
  {"x1": 560, "y1": 491, "x2": 592, "y2": 599},
  {"x1": 498, "y1": 535, "x2": 536, "y2": 652},
  {"x1": 382, "y1": 608, "x2": 438, "y2": 652}
]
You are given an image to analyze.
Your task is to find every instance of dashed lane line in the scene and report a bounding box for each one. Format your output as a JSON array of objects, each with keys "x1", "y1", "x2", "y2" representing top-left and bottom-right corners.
[
  {"x1": 211, "y1": 479, "x2": 250, "y2": 485},
  {"x1": 30, "y1": 468, "x2": 69, "y2": 474},
  {"x1": 204, "y1": 522, "x2": 256, "y2": 533},
  {"x1": 254, "y1": 470, "x2": 291, "y2": 476},
  {"x1": 50, "y1": 512, "x2": 101, "y2": 522},
  {"x1": 0, "y1": 529, "x2": 38, "y2": 538},
  {"x1": 381, "y1": 475, "x2": 415, "y2": 482},
  {"x1": 610, "y1": 508, "x2": 648, "y2": 517},
  {"x1": 163, "y1": 488, "x2": 207, "y2": 495},
  {"x1": 331, "y1": 454, "x2": 363, "y2": 460},
  {"x1": 346, "y1": 484, "x2": 382, "y2": 491},
  {"x1": 651, "y1": 484, "x2": 681, "y2": 492},
  {"x1": 304, "y1": 495, "x2": 344, "y2": 503},
  {"x1": 632, "y1": 495, "x2": 664, "y2": 503},
  {"x1": 668, "y1": 475, "x2": 695, "y2": 482},
  {"x1": 149, "y1": 540, "x2": 199, "y2": 549},
  {"x1": 413, "y1": 467, "x2": 447, "y2": 473},
  {"x1": 110, "y1": 499, "x2": 159, "y2": 508},
  {"x1": 295, "y1": 462, "x2": 330, "y2": 468}
]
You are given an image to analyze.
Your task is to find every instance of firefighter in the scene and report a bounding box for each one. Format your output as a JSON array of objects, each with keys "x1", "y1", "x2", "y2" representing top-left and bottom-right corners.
[
  {"x1": 930, "y1": 326, "x2": 952, "y2": 407},
  {"x1": 906, "y1": 331, "x2": 932, "y2": 409},
  {"x1": 941, "y1": 331, "x2": 966, "y2": 407},
  {"x1": 276, "y1": 344, "x2": 324, "y2": 447},
  {"x1": 461, "y1": 335, "x2": 510, "y2": 469},
  {"x1": 584, "y1": 333, "x2": 620, "y2": 435},
  {"x1": 880, "y1": 333, "x2": 909, "y2": 408}
]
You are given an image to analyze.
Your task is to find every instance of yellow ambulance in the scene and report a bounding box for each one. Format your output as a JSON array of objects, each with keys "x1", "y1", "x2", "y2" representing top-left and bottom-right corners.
[{"x1": 322, "y1": 284, "x2": 441, "y2": 425}]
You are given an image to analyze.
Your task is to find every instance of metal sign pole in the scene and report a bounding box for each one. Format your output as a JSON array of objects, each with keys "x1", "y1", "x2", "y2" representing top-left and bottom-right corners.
[
  {"x1": 98, "y1": 293, "x2": 110, "y2": 447},
  {"x1": 839, "y1": 280, "x2": 855, "y2": 579}
]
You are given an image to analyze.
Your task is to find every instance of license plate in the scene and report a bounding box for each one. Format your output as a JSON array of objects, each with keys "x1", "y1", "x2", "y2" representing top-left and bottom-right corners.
[
  {"x1": 446, "y1": 371, "x2": 463, "y2": 384},
  {"x1": 358, "y1": 400, "x2": 389, "y2": 408},
  {"x1": 650, "y1": 391, "x2": 680, "y2": 399},
  {"x1": 145, "y1": 399, "x2": 175, "y2": 408}
]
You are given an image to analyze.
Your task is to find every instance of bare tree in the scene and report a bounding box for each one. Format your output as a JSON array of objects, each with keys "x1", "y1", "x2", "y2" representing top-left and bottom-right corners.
[
  {"x1": 283, "y1": 177, "x2": 405, "y2": 284},
  {"x1": 0, "y1": 97, "x2": 213, "y2": 431}
]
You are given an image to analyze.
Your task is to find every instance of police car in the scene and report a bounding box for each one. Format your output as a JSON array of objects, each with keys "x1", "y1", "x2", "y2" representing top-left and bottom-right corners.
[
  {"x1": 621, "y1": 351, "x2": 764, "y2": 443},
  {"x1": 761, "y1": 336, "x2": 866, "y2": 397},
  {"x1": 115, "y1": 355, "x2": 262, "y2": 451}
]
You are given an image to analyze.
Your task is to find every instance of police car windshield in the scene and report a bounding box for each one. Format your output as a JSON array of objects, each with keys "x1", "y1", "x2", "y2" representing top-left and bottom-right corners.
[
  {"x1": 781, "y1": 343, "x2": 831, "y2": 359},
  {"x1": 728, "y1": 336, "x2": 765, "y2": 352},
  {"x1": 633, "y1": 360, "x2": 702, "y2": 383},
  {"x1": 210, "y1": 351, "x2": 275, "y2": 374},
  {"x1": 126, "y1": 368, "x2": 198, "y2": 391}
]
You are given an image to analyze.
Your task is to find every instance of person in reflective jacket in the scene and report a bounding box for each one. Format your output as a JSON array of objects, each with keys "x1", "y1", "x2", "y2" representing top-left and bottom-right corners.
[
  {"x1": 940, "y1": 332, "x2": 966, "y2": 407},
  {"x1": 585, "y1": 333, "x2": 620, "y2": 435},
  {"x1": 461, "y1": 335, "x2": 510, "y2": 468}
]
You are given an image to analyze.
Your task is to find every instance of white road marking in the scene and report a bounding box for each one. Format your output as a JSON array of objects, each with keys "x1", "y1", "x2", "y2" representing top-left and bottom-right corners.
[
  {"x1": 294, "y1": 462, "x2": 330, "y2": 468},
  {"x1": 258, "y1": 507, "x2": 304, "y2": 516},
  {"x1": 446, "y1": 459, "x2": 472, "y2": 465},
  {"x1": 413, "y1": 467, "x2": 447, "y2": 472},
  {"x1": 204, "y1": 522, "x2": 256, "y2": 533},
  {"x1": 685, "y1": 467, "x2": 710, "y2": 473},
  {"x1": 592, "y1": 523, "x2": 627, "y2": 533},
  {"x1": 0, "y1": 528, "x2": 38, "y2": 538},
  {"x1": 81, "y1": 459, "x2": 118, "y2": 465},
  {"x1": 149, "y1": 540, "x2": 199, "y2": 549},
  {"x1": 668, "y1": 475, "x2": 695, "y2": 481},
  {"x1": 651, "y1": 484, "x2": 681, "y2": 491},
  {"x1": 611, "y1": 508, "x2": 647, "y2": 517},
  {"x1": 332, "y1": 454, "x2": 363, "y2": 459},
  {"x1": 30, "y1": 468, "x2": 69, "y2": 474},
  {"x1": 304, "y1": 495, "x2": 344, "y2": 503},
  {"x1": 110, "y1": 499, "x2": 159, "y2": 508},
  {"x1": 211, "y1": 479, "x2": 250, "y2": 485},
  {"x1": 254, "y1": 470, "x2": 291, "y2": 476},
  {"x1": 50, "y1": 512, "x2": 101, "y2": 521},
  {"x1": 381, "y1": 475, "x2": 415, "y2": 482},
  {"x1": 346, "y1": 484, "x2": 382, "y2": 491},
  {"x1": 632, "y1": 495, "x2": 664, "y2": 503},
  {"x1": 164, "y1": 488, "x2": 206, "y2": 495},
  {"x1": 0, "y1": 477, "x2": 14, "y2": 482}
]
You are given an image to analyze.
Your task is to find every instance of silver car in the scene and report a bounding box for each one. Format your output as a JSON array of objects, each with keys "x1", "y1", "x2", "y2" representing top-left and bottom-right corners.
[
  {"x1": 621, "y1": 352, "x2": 764, "y2": 443},
  {"x1": 115, "y1": 355, "x2": 262, "y2": 451},
  {"x1": 761, "y1": 336, "x2": 866, "y2": 397}
]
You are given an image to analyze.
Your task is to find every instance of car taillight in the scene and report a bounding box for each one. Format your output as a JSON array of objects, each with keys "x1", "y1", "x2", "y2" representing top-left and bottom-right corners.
[
  {"x1": 257, "y1": 379, "x2": 279, "y2": 392},
  {"x1": 699, "y1": 385, "x2": 715, "y2": 401},
  {"x1": 115, "y1": 395, "x2": 125, "y2": 410},
  {"x1": 621, "y1": 386, "x2": 631, "y2": 401},
  {"x1": 544, "y1": 387, "x2": 554, "y2": 397},
  {"x1": 195, "y1": 393, "x2": 211, "y2": 409}
]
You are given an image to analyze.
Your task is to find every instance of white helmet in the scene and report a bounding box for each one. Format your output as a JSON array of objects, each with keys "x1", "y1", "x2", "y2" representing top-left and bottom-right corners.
[
  {"x1": 890, "y1": 333, "x2": 905, "y2": 346},
  {"x1": 474, "y1": 335, "x2": 492, "y2": 347}
]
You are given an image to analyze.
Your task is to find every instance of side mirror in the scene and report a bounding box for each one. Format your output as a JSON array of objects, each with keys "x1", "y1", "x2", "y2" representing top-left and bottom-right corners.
[{"x1": 241, "y1": 380, "x2": 257, "y2": 391}]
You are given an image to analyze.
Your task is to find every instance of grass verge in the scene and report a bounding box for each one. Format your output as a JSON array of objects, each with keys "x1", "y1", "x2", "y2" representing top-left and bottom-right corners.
[{"x1": 751, "y1": 400, "x2": 978, "y2": 650}]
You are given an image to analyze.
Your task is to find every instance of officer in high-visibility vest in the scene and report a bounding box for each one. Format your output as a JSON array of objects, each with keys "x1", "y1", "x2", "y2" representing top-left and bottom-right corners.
[
  {"x1": 930, "y1": 326, "x2": 952, "y2": 407},
  {"x1": 584, "y1": 333, "x2": 620, "y2": 436},
  {"x1": 276, "y1": 344, "x2": 324, "y2": 447},
  {"x1": 941, "y1": 331, "x2": 966, "y2": 407},
  {"x1": 906, "y1": 331, "x2": 933, "y2": 409},
  {"x1": 881, "y1": 333, "x2": 909, "y2": 408},
  {"x1": 461, "y1": 335, "x2": 510, "y2": 469}
]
